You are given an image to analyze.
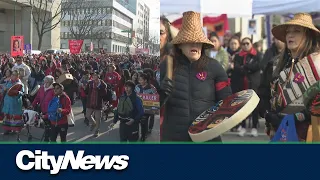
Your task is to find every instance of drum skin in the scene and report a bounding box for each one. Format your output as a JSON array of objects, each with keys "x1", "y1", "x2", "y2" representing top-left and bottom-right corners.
[
  {"x1": 7, "y1": 84, "x2": 23, "y2": 97},
  {"x1": 188, "y1": 89, "x2": 260, "y2": 142}
]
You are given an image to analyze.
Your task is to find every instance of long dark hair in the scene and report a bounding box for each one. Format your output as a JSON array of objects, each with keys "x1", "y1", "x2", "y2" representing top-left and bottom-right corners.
[
  {"x1": 273, "y1": 27, "x2": 320, "y2": 77},
  {"x1": 160, "y1": 16, "x2": 175, "y2": 58}
]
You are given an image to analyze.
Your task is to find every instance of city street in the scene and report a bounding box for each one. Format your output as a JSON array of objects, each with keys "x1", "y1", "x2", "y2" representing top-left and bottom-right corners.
[{"x1": 0, "y1": 100, "x2": 160, "y2": 143}]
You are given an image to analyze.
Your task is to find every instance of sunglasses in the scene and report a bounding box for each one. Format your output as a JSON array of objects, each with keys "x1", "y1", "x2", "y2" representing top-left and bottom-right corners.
[{"x1": 242, "y1": 42, "x2": 250, "y2": 46}]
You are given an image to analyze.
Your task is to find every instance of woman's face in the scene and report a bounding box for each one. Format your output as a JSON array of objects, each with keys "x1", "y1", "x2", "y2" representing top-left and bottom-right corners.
[
  {"x1": 229, "y1": 39, "x2": 240, "y2": 51},
  {"x1": 286, "y1": 25, "x2": 306, "y2": 52},
  {"x1": 210, "y1": 36, "x2": 221, "y2": 51},
  {"x1": 241, "y1": 39, "x2": 252, "y2": 52},
  {"x1": 5, "y1": 70, "x2": 11, "y2": 77},
  {"x1": 44, "y1": 79, "x2": 52, "y2": 88},
  {"x1": 179, "y1": 43, "x2": 203, "y2": 62},
  {"x1": 108, "y1": 67, "x2": 114, "y2": 72},
  {"x1": 11, "y1": 72, "x2": 18, "y2": 80},
  {"x1": 132, "y1": 73, "x2": 138, "y2": 80},
  {"x1": 14, "y1": 41, "x2": 19, "y2": 48},
  {"x1": 160, "y1": 22, "x2": 167, "y2": 50},
  {"x1": 138, "y1": 77, "x2": 147, "y2": 86}
]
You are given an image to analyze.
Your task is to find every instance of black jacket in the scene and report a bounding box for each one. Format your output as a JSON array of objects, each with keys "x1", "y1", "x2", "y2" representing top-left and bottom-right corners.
[
  {"x1": 260, "y1": 43, "x2": 280, "y2": 71},
  {"x1": 231, "y1": 51, "x2": 262, "y2": 93},
  {"x1": 160, "y1": 55, "x2": 232, "y2": 142}
]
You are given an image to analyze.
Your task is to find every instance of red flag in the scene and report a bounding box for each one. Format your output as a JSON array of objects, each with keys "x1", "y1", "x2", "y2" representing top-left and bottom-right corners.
[{"x1": 68, "y1": 40, "x2": 83, "y2": 54}]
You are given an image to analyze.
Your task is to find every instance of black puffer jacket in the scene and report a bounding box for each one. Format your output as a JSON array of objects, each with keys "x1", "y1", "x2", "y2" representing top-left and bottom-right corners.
[{"x1": 160, "y1": 55, "x2": 232, "y2": 142}]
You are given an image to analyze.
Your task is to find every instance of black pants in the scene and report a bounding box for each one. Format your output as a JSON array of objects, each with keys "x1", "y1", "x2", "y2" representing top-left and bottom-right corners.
[
  {"x1": 119, "y1": 122, "x2": 139, "y2": 142},
  {"x1": 241, "y1": 107, "x2": 259, "y2": 129},
  {"x1": 140, "y1": 115, "x2": 150, "y2": 138},
  {"x1": 50, "y1": 124, "x2": 68, "y2": 143},
  {"x1": 42, "y1": 118, "x2": 51, "y2": 142},
  {"x1": 148, "y1": 114, "x2": 155, "y2": 131}
]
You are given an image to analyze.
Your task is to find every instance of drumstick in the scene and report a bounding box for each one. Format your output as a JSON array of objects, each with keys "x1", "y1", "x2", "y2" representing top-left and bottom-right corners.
[
  {"x1": 165, "y1": 43, "x2": 174, "y2": 80},
  {"x1": 166, "y1": 55, "x2": 173, "y2": 80}
]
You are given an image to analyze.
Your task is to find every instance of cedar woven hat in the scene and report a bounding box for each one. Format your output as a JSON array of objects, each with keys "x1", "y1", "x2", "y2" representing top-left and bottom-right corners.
[
  {"x1": 171, "y1": 11, "x2": 214, "y2": 49},
  {"x1": 272, "y1": 13, "x2": 320, "y2": 43}
]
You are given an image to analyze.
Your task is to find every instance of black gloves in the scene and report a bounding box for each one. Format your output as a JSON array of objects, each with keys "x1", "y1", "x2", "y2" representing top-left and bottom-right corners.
[
  {"x1": 265, "y1": 111, "x2": 284, "y2": 130},
  {"x1": 160, "y1": 77, "x2": 174, "y2": 106}
]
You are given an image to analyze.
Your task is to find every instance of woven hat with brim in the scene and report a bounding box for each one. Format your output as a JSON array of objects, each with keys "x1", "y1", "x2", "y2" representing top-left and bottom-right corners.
[
  {"x1": 171, "y1": 11, "x2": 214, "y2": 49},
  {"x1": 272, "y1": 13, "x2": 320, "y2": 43}
]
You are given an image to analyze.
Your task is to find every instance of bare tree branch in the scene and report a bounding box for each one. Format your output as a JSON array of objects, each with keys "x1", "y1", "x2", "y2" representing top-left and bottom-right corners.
[
  {"x1": 63, "y1": 0, "x2": 110, "y2": 40},
  {"x1": 28, "y1": 0, "x2": 69, "y2": 50}
]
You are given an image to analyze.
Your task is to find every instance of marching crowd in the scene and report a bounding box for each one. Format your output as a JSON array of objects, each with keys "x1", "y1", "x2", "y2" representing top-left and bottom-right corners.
[
  {"x1": 160, "y1": 12, "x2": 320, "y2": 142},
  {"x1": 0, "y1": 52, "x2": 160, "y2": 142}
]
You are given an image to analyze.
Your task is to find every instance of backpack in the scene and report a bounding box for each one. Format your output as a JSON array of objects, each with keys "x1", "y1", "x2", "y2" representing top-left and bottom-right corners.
[
  {"x1": 118, "y1": 96, "x2": 134, "y2": 118},
  {"x1": 47, "y1": 96, "x2": 62, "y2": 121}
]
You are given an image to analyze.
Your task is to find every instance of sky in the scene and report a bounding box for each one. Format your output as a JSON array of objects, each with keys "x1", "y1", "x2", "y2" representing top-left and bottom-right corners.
[{"x1": 143, "y1": 0, "x2": 160, "y2": 40}]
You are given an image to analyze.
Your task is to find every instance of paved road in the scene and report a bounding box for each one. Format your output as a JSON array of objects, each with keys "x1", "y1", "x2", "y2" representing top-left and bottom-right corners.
[
  {"x1": 0, "y1": 100, "x2": 160, "y2": 143},
  {"x1": 221, "y1": 119, "x2": 270, "y2": 142}
]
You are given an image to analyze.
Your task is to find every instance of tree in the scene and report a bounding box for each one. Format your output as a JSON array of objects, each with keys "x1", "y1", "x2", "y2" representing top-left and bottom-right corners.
[
  {"x1": 132, "y1": 28, "x2": 144, "y2": 48},
  {"x1": 63, "y1": 0, "x2": 109, "y2": 40},
  {"x1": 29, "y1": 0, "x2": 68, "y2": 50}
]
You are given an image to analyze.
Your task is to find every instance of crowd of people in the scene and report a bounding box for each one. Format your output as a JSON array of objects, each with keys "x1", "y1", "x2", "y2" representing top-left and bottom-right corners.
[
  {"x1": 160, "y1": 11, "x2": 320, "y2": 142},
  {"x1": 0, "y1": 52, "x2": 160, "y2": 142}
]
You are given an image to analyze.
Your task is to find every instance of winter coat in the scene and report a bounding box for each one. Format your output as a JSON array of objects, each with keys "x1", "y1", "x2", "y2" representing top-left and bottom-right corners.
[
  {"x1": 205, "y1": 48, "x2": 229, "y2": 70},
  {"x1": 160, "y1": 54, "x2": 232, "y2": 141},
  {"x1": 32, "y1": 85, "x2": 55, "y2": 114},
  {"x1": 231, "y1": 49, "x2": 262, "y2": 93},
  {"x1": 85, "y1": 79, "x2": 110, "y2": 110},
  {"x1": 44, "y1": 92, "x2": 71, "y2": 126}
]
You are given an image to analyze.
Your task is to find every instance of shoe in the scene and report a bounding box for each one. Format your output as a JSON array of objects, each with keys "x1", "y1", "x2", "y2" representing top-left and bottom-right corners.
[
  {"x1": 238, "y1": 128, "x2": 246, "y2": 137},
  {"x1": 93, "y1": 131, "x2": 99, "y2": 137},
  {"x1": 84, "y1": 118, "x2": 89, "y2": 126},
  {"x1": 237, "y1": 126, "x2": 242, "y2": 132},
  {"x1": 250, "y1": 128, "x2": 258, "y2": 137},
  {"x1": 140, "y1": 136, "x2": 146, "y2": 142},
  {"x1": 148, "y1": 129, "x2": 152, "y2": 134}
]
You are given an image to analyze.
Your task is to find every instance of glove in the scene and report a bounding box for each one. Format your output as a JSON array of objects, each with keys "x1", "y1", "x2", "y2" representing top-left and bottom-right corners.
[
  {"x1": 160, "y1": 77, "x2": 174, "y2": 96},
  {"x1": 265, "y1": 111, "x2": 284, "y2": 130}
]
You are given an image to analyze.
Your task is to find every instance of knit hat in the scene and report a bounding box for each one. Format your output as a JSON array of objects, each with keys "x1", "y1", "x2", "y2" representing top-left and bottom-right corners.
[
  {"x1": 171, "y1": 11, "x2": 214, "y2": 49},
  {"x1": 272, "y1": 13, "x2": 320, "y2": 43}
]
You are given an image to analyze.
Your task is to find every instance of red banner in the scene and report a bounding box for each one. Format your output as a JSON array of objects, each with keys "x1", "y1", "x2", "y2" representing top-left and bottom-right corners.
[
  {"x1": 11, "y1": 36, "x2": 24, "y2": 57},
  {"x1": 68, "y1": 40, "x2": 83, "y2": 54},
  {"x1": 172, "y1": 14, "x2": 229, "y2": 38}
]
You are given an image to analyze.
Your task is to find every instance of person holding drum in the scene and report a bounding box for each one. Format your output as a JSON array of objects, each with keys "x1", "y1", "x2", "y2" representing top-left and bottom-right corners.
[
  {"x1": 1, "y1": 70, "x2": 24, "y2": 135},
  {"x1": 160, "y1": 11, "x2": 232, "y2": 142},
  {"x1": 31, "y1": 75, "x2": 55, "y2": 142},
  {"x1": 260, "y1": 13, "x2": 320, "y2": 141}
]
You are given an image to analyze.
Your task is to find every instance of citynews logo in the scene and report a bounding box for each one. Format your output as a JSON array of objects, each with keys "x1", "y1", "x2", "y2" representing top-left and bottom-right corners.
[{"x1": 16, "y1": 150, "x2": 129, "y2": 175}]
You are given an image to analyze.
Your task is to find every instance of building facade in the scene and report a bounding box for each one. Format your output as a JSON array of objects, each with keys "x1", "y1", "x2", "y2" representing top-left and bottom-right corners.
[
  {"x1": 60, "y1": 0, "x2": 136, "y2": 53},
  {"x1": 0, "y1": 0, "x2": 61, "y2": 52},
  {"x1": 133, "y1": 0, "x2": 150, "y2": 49}
]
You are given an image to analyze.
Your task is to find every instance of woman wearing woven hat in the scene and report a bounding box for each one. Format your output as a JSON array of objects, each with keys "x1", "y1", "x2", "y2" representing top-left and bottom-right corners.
[
  {"x1": 261, "y1": 13, "x2": 320, "y2": 141},
  {"x1": 160, "y1": 11, "x2": 232, "y2": 142}
]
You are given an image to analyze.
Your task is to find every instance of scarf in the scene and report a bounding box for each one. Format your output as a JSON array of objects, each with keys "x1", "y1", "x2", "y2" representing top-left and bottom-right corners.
[
  {"x1": 239, "y1": 48, "x2": 257, "y2": 90},
  {"x1": 89, "y1": 80, "x2": 101, "y2": 108},
  {"x1": 227, "y1": 47, "x2": 241, "y2": 56}
]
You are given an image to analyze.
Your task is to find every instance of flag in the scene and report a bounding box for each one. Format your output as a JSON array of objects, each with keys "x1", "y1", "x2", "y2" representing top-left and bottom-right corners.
[{"x1": 90, "y1": 42, "x2": 93, "y2": 52}]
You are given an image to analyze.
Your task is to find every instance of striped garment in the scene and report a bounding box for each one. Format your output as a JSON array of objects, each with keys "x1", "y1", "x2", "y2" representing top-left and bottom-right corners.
[{"x1": 271, "y1": 53, "x2": 320, "y2": 114}]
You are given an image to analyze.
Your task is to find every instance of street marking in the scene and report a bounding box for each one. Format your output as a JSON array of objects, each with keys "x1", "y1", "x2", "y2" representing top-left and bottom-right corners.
[{"x1": 74, "y1": 134, "x2": 94, "y2": 143}]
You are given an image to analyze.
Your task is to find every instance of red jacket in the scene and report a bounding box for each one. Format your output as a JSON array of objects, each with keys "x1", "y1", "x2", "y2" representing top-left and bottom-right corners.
[
  {"x1": 32, "y1": 86, "x2": 55, "y2": 114},
  {"x1": 44, "y1": 93, "x2": 71, "y2": 126}
]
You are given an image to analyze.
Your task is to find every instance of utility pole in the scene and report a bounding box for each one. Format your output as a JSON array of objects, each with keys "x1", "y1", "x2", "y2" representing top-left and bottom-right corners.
[{"x1": 14, "y1": 0, "x2": 17, "y2": 35}]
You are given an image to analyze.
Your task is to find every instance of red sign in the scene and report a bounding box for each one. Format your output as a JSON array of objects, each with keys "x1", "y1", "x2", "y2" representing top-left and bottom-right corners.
[
  {"x1": 135, "y1": 48, "x2": 149, "y2": 54},
  {"x1": 11, "y1": 36, "x2": 24, "y2": 57},
  {"x1": 68, "y1": 40, "x2": 83, "y2": 54},
  {"x1": 172, "y1": 14, "x2": 229, "y2": 38}
]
